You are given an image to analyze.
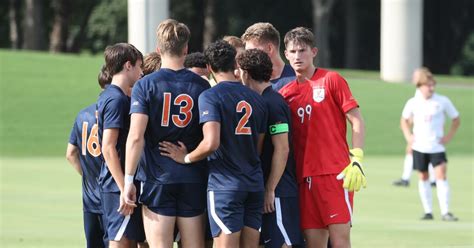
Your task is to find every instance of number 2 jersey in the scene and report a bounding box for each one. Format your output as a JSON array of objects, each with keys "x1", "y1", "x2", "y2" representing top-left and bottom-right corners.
[
  {"x1": 278, "y1": 68, "x2": 359, "y2": 183},
  {"x1": 68, "y1": 104, "x2": 103, "y2": 213},
  {"x1": 130, "y1": 68, "x2": 210, "y2": 184},
  {"x1": 198, "y1": 81, "x2": 268, "y2": 192}
]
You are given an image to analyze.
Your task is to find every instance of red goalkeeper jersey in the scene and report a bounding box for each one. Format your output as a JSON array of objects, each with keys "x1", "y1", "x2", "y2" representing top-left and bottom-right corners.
[{"x1": 279, "y1": 68, "x2": 359, "y2": 183}]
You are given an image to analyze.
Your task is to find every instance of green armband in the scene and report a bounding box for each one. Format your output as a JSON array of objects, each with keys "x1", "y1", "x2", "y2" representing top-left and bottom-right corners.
[{"x1": 269, "y1": 123, "x2": 289, "y2": 135}]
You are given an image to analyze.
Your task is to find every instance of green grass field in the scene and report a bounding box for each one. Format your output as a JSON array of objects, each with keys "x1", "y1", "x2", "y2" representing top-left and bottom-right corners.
[{"x1": 1, "y1": 50, "x2": 473, "y2": 247}]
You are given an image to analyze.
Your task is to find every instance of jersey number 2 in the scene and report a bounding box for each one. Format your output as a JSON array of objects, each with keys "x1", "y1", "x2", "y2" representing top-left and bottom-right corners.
[
  {"x1": 235, "y1": 101, "x2": 252, "y2": 135},
  {"x1": 161, "y1": 93, "x2": 194, "y2": 128},
  {"x1": 81, "y1": 122, "x2": 101, "y2": 157}
]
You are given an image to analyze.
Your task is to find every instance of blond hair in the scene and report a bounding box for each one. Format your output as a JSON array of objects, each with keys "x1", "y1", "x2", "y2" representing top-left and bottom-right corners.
[
  {"x1": 223, "y1": 36, "x2": 244, "y2": 50},
  {"x1": 413, "y1": 67, "x2": 435, "y2": 87},
  {"x1": 241, "y1": 22, "x2": 280, "y2": 48},
  {"x1": 143, "y1": 52, "x2": 161, "y2": 75},
  {"x1": 156, "y1": 19, "x2": 190, "y2": 56}
]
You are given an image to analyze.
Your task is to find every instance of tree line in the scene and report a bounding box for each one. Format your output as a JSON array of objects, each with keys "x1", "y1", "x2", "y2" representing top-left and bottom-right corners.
[{"x1": 1, "y1": 0, "x2": 473, "y2": 75}]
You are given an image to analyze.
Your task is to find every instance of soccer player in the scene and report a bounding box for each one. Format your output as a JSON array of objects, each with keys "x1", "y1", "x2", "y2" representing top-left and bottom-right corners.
[
  {"x1": 96, "y1": 43, "x2": 145, "y2": 247},
  {"x1": 158, "y1": 40, "x2": 267, "y2": 248},
  {"x1": 393, "y1": 68, "x2": 436, "y2": 187},
  {"x1": 123, "y1": 19, "x2": 210, "y2": 248},
  {"x1": 279, "y1": 27, "x2": 366, "y2": 248},
  {"x1": 401, "y1": 68, "x2": 460, "y2": 221},
  {"x1": 65, "y1": 66, "x2": 111, "y2": 248},
  {"x1": 237, "y1": 49, "x2": 303, "y2": 248},
  {"x1": 241, "y1": 22, "x2": 295, "y2": 91},
  {"x1": 142, "y1": 52, "x2": 161, "y2": 75},
  {"x1": 184, "y1": 52, "x2": 210, "y2": 79}
]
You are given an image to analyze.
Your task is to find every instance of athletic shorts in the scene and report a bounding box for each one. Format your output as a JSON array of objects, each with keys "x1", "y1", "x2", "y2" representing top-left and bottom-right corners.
[
  {"x1": 207, "y1": 190, "x2": 264, "y2": 237},
  {"x1": 413, "y1": 150, "x2": 447, "y2": 172},
  {"x1": 83, "y1": 211, "x2": 108, "y2": 248},
  {"x1": 261, "y1": 197, "x2": 304, "y2": 248},
  {"x1": 101, "y1": 191, "x2": 145, "y2": 242},
  {"x1": 299, "y1": 174, "x2": 354, "y2": 229},
  {"x1": 139, "y1": 182, "x2": 206, "y2": 217}
]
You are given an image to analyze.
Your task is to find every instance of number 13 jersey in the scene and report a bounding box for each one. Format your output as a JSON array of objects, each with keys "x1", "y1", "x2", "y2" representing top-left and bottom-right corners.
[{"x1": 278, "y1": 68, "x2": 359, "y2": 183}]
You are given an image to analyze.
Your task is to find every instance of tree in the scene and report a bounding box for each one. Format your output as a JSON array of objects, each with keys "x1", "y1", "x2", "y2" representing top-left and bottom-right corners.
[
  {"x1": 312, "y1": 0, "x2": 337, "y2": 67},
  {"x1": 8, "y1": 0, "x2": 22, "y2": 49},
  {"x1": 23, "y1": 0, "x2": 47, "y2": 50},
  {"x1": 203, "y1": 0, "x2": 216, "y2": 49},
  {"x1": 49, "y1": 0, "x2": 70, "y2": 52}
]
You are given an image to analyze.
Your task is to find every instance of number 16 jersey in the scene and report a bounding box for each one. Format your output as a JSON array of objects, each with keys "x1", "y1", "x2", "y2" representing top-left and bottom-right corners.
[{"x1": 278, "y1": 68, "x2": 359, "y2": 183}]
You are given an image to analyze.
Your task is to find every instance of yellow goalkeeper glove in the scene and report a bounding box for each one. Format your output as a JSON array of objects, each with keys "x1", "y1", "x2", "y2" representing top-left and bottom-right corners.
[{"x1": 336, "y1": 148, "x2": 367, "y2": 192}]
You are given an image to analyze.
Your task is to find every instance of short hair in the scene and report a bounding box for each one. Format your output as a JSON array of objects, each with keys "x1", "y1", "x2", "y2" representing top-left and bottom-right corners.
[
  {"x1": 413, "y1": 67, "x2": 435, "y2": 87},
  {"x1": 156, "y1": 19, "x2": 190, "y2": 56},
  {"x1": 143, "y1": 52, "x2": 161, "y2": 75},
  {"x1": 223, "y1": 36, "x2": 244, "y2": 50},
  {"x1": 204, "y1": 40, "x2": 236, "y2": 73},
  {"x1": 98, "y1": 65, "x2": 111, "y2": 89},
  {"x1": 241, "y1": 22, "x2": 280, "y2": 48},
  {"x1": 236, "y1": 49, "x2": 272, "y2": 82},
  {"x1": 184, "y1": 52, "x2": 207, "y2": 69},
  {"x1": 104, "y1": 43, "x2": 143, "y2": 76},
  {"x1": 284, "y1": 27, "x2": 315, "y2": 48}
]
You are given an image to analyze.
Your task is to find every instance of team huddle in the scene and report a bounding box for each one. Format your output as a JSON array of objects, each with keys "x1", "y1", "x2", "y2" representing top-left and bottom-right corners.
[{"x1": 66, "y1": 19, "x2": 367, "y2": 248}]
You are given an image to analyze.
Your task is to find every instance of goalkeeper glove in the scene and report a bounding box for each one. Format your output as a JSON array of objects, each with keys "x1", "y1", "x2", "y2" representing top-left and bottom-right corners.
[{"x1": 336, "y1": 148, "x2": 367, "y2": 192}]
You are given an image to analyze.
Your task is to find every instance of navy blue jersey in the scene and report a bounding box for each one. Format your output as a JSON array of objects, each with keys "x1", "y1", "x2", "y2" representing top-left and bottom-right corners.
[
  {"x1": 130, "y1": 68, "x2": 210, "y2": 184},
  {"x1": 271, "y1": 65, "x2": 295, "y2": 92},
  {"x1": 198, "y1": 81, "x2": 267, "y2": 192},
  {"x1": 260, "y1": 86, "x2": 298, "y2": 197},
  {"x1": 69, "y1": 104, "x2": 103, "y2": 213},
  {"x1": 97, "y1": 84, "x2": 130, "y2": 193}
]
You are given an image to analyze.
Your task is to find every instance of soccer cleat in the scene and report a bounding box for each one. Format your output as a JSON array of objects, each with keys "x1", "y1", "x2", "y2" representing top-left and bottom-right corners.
[
  {"x1": 430, "y1": 182, "x2": 437, "y2": 187},
  {"x1": 393, "y1": 179, "x2": 409, "y2": 187},
  {"x1": 421, "y1": 213, "x2": 433, "y2": 220},
  {"x1": 442, "y1": 213, "x2": 458, "y2": 222}
]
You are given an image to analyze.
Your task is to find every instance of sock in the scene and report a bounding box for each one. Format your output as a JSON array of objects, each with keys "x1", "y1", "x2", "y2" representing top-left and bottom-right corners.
[
  {"x1": 436, "y1": 180, "x2": 450, "y2": 215},
  {"x1": 428, "y1": 164, "x2": 436, "y2": 183},
  {"x1": 401, "y1": 154, "x2": 413, "y2": 181},
  {"x1": 418, "y1": 180, "x2": 432, "y2": 214}
]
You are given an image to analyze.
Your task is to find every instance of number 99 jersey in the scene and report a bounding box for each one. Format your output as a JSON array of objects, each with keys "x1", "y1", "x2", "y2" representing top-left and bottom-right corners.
[
  {"x1": 198, "y1": 81, "x2": 268, "y2": 192},
  {"x1": 278, "y1": 68, "x2": 359, "y2": 183},
  {"x1": 130, "y1": 68, "x2": 211, "y2": 184},
  {"x1": 69, "y1": 104, "x2": 103, "y2": 213}
]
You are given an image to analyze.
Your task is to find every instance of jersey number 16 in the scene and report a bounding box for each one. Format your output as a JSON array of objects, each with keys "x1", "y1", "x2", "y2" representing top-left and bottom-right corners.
[{"x1": 81, "y1": 122, "x2": 101, "y2": 157}]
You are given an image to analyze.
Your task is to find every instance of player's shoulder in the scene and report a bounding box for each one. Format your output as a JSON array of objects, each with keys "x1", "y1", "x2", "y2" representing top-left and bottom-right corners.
[
  {"x1": 278, "y1": 79, "x2": 298, "y2": 96},
  {"x1": 433, "y1": 93, "x2": 450, "y2": 102}
]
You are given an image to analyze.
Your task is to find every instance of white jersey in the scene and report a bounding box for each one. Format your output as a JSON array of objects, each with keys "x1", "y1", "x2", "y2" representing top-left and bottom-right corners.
[{"x1": 402, "y1": 93, "x2": 459, "y2": 153}]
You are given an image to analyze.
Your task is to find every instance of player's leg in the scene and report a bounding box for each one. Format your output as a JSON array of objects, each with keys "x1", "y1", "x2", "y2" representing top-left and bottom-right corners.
[
  {"x1": 328, "y1": 223, "x2": 350, "y2": 248},
  {"x1": 241, "y1": 191, "x2": 264, "y2": 248},
  {"x1": 431, "y1": 153, "x2": 458, "y2": 221},
  {"x1": 208, "y1": 190, "x2": 245, "y2": 248},
  {"x1": 428, "y1": 163, "x2": 436, "y2": 186},
  {"x1": 394, "y1": 145, "x2": 413, "y2": 186},
  {"x1": 304, "y1": 229, "x2": 329, "y2": 248},
  {"x1": 142, "y1": 205, "x2": 176, "y2": 247},
  {"x1": 413, "y1": 150, "x2": 433, "y2": 219},
  {"x1": 175, "y1": 183, "x2": 206, "y2": 248},
  {"x1": 176, "y1": 214, "x2": 205, "y2": 248},
  {"x1": 240, "y1": 226, "x2": 260, "y2": 248}
]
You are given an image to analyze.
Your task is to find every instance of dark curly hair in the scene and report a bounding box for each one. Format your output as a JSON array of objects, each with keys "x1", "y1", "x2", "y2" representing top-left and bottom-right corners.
[
  {"x1": 184, "y1": 52, "x2": 207, "y2": 69},
  {"x1": 236, "y1": 49, "x2": 272, "y2": 82},
  {"x1": 204, "y1": 40, "x2": 236, "y2": 73}
]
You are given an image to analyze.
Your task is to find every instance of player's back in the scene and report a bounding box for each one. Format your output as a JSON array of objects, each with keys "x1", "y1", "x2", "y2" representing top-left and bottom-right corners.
[
  {"x1": 96, "y1": 84, "x2": 130, "y2": 192},
  {"x1": 198, "y1": 81, "x2": 267, "y2": 192},
  {"x1": 70, "y1": 104, "x2": 103, "y2": 213},
  {"x1": 131, "y1": 68, "x2": 210, "y2": 184}
]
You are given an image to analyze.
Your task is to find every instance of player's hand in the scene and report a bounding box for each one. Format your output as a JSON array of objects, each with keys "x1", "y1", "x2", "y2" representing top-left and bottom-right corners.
[
  {"x1": 159, "y1": 141, "x2": 188, "y2": 164},
  {"x1": 336, "y1": 148, "x2": 367, "y2": 192},
  {"x1": 263, "y1": 189, "x2": 276, "y2": 214},
  {"x1": 123, "y1": 182, "x2": 137, "y2": 207},
  {"x1": 118, "y1": 191, "x2": 135, "y2": 216},
  {"x1": 440, "y1": 135, "x2": 452, "y2": 145}
]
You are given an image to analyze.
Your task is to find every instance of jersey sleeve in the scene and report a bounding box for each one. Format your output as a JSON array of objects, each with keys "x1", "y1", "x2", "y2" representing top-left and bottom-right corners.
[
  {"x1": 401, "y1": 99, "x2": 414, "y2": 119},
  {"x1": 330, "y1": 73, "x2": 359, "y2": 113},
  {"x1": 68, "y1": 120, "x2": 79, "y2": 146},
  {"x1": 443, "y1": 97, "x2": 460, "y2": 119},
  {"x1": 130, "y1": 80, "x2": 149, "y2": 115},
  {"x1": 198, "y1": 91, "x2": 221, "y2": 123},
  {"x1": 267, "y1": 98, "x2": 290, "y2": 136},
  {"x1": 103, "y1": 98, "x2": 126, "y2": 129}
]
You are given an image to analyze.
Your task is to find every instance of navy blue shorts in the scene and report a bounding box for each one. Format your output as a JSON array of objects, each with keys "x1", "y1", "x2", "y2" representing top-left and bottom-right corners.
[
  {"x1": 83, "y1": 211, "x2": 107, "y2": 248},
  {"x1": 101, "y1": 191, "x2": 145, "y2": 242},
  {"x1": 261, "y1": 197, "x2": 304, "y2": 248},
  {"x1": 139, "y1": 182, "x2": 206, "y2": 217},
  {"x1": 207, "y1": 190, "x2": 264, "y2": 237}
]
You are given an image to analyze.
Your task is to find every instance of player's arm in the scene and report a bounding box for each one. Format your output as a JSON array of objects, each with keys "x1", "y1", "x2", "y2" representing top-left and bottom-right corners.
[
  {"x1": 66, "y1": 143, "x2": 82, "y2": 176},
  {"x1": 102, "y1": 128, "x2": 125, "y2": 192},
  {"x1": 264, "y1": 132, "x2": 289, "y2": 213},
  {"x1": 159, "y1": 121, "x2": 220, "y2": 164},
  {"x1": 400, "y1": 117, "x2": 413, "y2": 144},
  {"x1": 346, "y1": 107, "x2": 365, "y2": 149},
  {"x1": 125, "y1": 113, "x2": 148, "y2": 176},
  {"x1": 441, "y1": 117, "x2": 460, "y2": 144}
]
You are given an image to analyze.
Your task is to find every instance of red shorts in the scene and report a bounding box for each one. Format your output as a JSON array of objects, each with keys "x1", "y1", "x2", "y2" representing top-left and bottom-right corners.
[{"x1": 299, "y1": 174, "x2": 354, "y2": 229}]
